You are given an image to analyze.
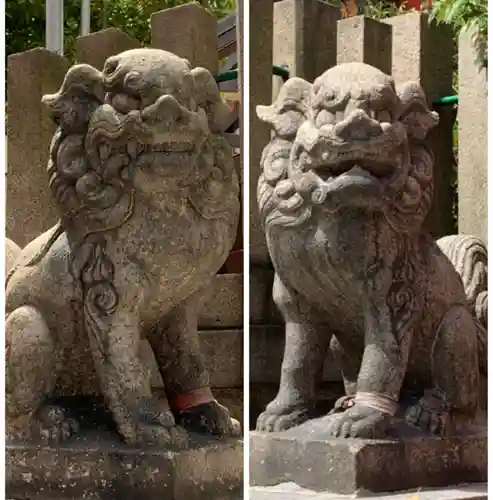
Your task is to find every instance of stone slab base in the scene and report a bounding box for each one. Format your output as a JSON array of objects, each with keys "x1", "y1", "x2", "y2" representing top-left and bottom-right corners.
[
  {"x1": 250, "y1": 425, "x2": 486, "y2": 494},
  {"x1": 7, "y1": 430, "x2": 243, "y2": 500},
  {"x1": 250, "y1": 482, "x2": 487, "y2": 500}
]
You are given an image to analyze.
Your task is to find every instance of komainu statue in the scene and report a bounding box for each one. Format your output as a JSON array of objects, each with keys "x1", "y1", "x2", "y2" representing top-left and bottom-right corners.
[
  {"x1": 255, "y1": 62, "x2": 487, "y2": 439},
  {"x1": 6, "y1": 49, "x2": 240, "y2": 446}
]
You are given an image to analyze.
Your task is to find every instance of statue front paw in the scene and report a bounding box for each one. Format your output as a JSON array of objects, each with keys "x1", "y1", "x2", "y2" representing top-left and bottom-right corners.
[
  {"x1": 175, "y1": 401, "x2": 241, "y2": 437},
  {"x1": 256, "y1": 400, "x2": 312, "y2": 432},
  {"x1": 133, "y1": 398, "x2": 190, "y2": 447},
  {"x1": 32, "y1": 404, "x2": 80, "y2": 444},
  {"x1": 135, "y1": 420, "x2": 189, "y2": 448},
  {"x1": 325, "y1": 403, "x2": 394, "y2": 439}
]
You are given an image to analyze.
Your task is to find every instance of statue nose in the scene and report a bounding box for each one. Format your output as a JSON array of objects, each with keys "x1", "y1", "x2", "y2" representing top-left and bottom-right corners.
[{"x1": 333, "y1": 109, "x2": 382, "y2": 141}]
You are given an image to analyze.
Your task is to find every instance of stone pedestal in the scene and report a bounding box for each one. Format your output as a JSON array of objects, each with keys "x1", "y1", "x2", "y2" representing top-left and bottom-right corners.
[
  {"x1": 250, "y1": 423, "x2": 486, "y2": 495},
  {"x1": 7, "y1": 401, "x2": 243, "y2": 500},
  {"x1": 250, "y1": 483, "x2": 487, "y2": 500}
]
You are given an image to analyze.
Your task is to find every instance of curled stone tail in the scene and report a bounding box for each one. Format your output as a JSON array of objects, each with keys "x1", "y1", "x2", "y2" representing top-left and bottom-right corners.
[{"x1": 437, "y1": 234, "x2": 487, "y2": 375}]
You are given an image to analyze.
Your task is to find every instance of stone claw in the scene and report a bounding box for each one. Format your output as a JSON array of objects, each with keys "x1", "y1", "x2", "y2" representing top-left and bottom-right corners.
[
  {"x1": 324, "y1": 403, "x2": 394, "y2": 439},
  {"x1": 135, "y1": 422, "x2": 190, "y2": 448},
  {"x1": 32, "y1": 404, "x2": 80, "y2": 444},
  {"x1": 175, "y1": 400, "x2": 242, "y2": 437},
  {"x1": 405, "y1": 390, "x2": 452, "y2": 436},
  {"x1": 256, "y1": 403, "x2": 312, "y2": 432}
]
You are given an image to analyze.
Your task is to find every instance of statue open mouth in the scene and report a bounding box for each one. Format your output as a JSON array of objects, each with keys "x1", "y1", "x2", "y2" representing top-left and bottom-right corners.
[
  {"x1": 129, "y1": 141, "x2": 194, "y2": 156},
  {"x1": 314, "y1": 157, "x2": 396, "y2": 181},
  {"x1": 293, "y1": 143, "x2": 400, "y2": 189},
  {"x1": 132, "y1": 141, "x2": 196, "y2": 170},
  {"x1": 291, "y1": 117, "x2": 405, "y2": 187}
]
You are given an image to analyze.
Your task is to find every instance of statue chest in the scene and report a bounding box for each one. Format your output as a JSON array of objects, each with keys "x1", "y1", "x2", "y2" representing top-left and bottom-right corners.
[{"x1": 267, "y1": 213, "x2": 373, "y2": 313}]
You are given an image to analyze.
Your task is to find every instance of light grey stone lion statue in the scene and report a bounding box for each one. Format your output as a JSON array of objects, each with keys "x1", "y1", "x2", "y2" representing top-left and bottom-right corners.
[
  {"x1": 6, "y1": 49, "x2": 240, "y2": 446},
  {"x1": 255, "y1": 62, "x2": 487, "y2": 439}
]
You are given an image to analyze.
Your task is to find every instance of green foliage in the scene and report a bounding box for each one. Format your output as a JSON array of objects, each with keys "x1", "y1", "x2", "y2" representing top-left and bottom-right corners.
[
  {"x1": 361, "y1": 0, "x2": 412, "y2": 20},
  {"x1": 6, "y1": 0, "x2": 236, "y2": 60},
  {"x1": 428, "y1": 0, "x2": 487, "y2": 67}
]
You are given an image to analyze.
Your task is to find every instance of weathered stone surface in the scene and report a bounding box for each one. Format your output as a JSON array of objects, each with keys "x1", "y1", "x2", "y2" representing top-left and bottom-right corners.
[
  {"x1": 250, "y1": 326, "x2": 341, "y2": 384},
  {"x1": 273, "y1": 0, "x2": 339, "y2": 81},
  {"x1": 254, "y1": 61, "x2": 487, "y2": 442},
  {"x1": 151, "y1": 3, "x2": 218, "y2": 73},
  {"x1": 250, "y1": 426, "x2": 487, "y2": 494},
  {"x1": 250, "y1": 0, "x2": 273, "y2": 264},
  {"x1": 250, "y1": 482, "x2": 487, "y2": 500},
  {"x1": 7, "y1": 426, "x2": 242, "y2": 500},
  {"x1": 213, "y1": 388, "x2": 244, "y2": 425},
  {"x1": 7, "y1": 49, "x2": 69, "y2": 247},
  {"x1": 5, "y1": 239, "x2": 21, "y2": 276},
  {"x1": 53, "y1": 329, "x2": 243, "y2": 397},
  {"x1": 200, "y1": 274, "x2": 243, "y2": 328},
  {"x1": 250, "y1": 382, "x2": 343, "y2": 431},
  {"x1": 337, "y1": 16, "x2": 392, "y2": 74},
  {"x1": 6, "y1": 48, "x2": 241, "y2": 448},
  {"x1": 250, "y1": 270, "x2": 279, "y2": 325},
  {"x1": 385, "y1": 12, "x2": 455, "y2": 238},
  {"x1": 457, "y1": 31, "x2": 487, "y2": 244},
  {"x1": 75, "y1": 28, "x2": 140, "y2": 70}
]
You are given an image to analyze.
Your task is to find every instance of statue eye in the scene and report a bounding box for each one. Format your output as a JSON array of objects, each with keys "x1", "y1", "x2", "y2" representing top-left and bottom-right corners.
[
  {"x1": 103, "y1": 58, "x2": 118, "y2": 76},
  {"x1": 111, "y1": 93, "x2": 141, "y2": 114},
  {"x1": 315, "y1": 109, "x2": 335, "y2": 128}
]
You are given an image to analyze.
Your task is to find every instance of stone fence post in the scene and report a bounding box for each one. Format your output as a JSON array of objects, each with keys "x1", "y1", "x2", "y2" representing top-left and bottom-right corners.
[
  {"x1": 151, "y1": 3, "x2": 218, "y2": 73},
  {"x1": 6, "y1": 49, "x2": 69, "y2": 247},
  {"x1": 386, "y1": 12, "x2": 455, "y2": 238},
  {"x1": 249, "y1": 0, "x2": 274, "y2": 265},
  {"x1": 75, "y1": 28, "x2": 140, "y2": 69},
  {"x1": 337, "y1": 15, "x2": 392, "y2": 73},
  {"x1": 273, "y1": 0, "x2": 339, "y2": 83},
  {"x1": 457, "y1": 32, "x2": 487, "y2": 244}
]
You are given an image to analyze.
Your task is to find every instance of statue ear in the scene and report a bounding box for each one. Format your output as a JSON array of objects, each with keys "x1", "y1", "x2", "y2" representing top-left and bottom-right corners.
[
  {"x1": 257, "y1": 77, "x2": 312, "y2": 139},
  {"x1": 191, "y1": 66, "x2": 231, "y2": 133},
  {"x1": 42, "y1": 64, "x2": 104, "y2": 132},
  {"x1": 396, "y1": 81, "x2": 439, "y2": 141}
]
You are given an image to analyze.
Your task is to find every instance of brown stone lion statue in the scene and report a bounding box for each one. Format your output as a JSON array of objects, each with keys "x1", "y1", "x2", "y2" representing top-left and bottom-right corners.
[
  {"x1": 6, "y1": 49, "x2": 240, "y2": 446},
  {"x1": 255, "y1": 62, "x2": 487, "y2": 439}
]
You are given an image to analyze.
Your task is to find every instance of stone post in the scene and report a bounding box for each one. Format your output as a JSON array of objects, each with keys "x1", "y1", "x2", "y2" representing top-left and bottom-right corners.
[
  {"x1": 236, "y1": 2, "x2": 244, "y2": 179},
  {"x1": 75, "y1": 28, "x2": 140, "y2": 69},
  {"x1": 6, "y1": 49, "x2": 70, "y2": 247},
  {"x1": 386, "y1": 12, "x2": 455, "y2": 238},
  {"x1": 151, "y1": 3, "x2": 218, "y2": 73},
  {"x1": 457, "y1": 32, "x2": 487, "y2": 243},
  {"x1": 337, "y1": 15, "x2": 392, "y2": 74},
  {"x1": 249, "y1": 0, "x2": 274, "y2": 265},
  {"x1": 273, "y1": 0, "x2": 339, "y2": 82}
]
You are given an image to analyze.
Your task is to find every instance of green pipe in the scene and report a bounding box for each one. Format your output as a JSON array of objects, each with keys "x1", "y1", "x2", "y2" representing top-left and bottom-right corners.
[
  {"x1": 215, "y1": 65, "x2": 458, "y2": 108},
  {"x1": 273, "y1": 65, "x2": 290, "y2": 81},
  {"x1": 216, "y1": 69, "x2": 238, "y2": 83},
  {"x1": 216, "y1": 65, "x2": 290, "y2": 83},
  {"x1": 434, "y1": 95, "x2": 458, "y2": 106}
]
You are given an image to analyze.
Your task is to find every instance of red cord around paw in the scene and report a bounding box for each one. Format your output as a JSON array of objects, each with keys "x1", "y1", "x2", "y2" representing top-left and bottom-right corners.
[{"x1": 168, "y1": 387, "x2": 215, "y2": 413}]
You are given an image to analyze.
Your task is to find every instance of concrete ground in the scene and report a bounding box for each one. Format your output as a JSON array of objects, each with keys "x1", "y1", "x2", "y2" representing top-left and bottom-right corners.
[{"x1": 250, "y1": 482, "x2": 488, "y2": 500}]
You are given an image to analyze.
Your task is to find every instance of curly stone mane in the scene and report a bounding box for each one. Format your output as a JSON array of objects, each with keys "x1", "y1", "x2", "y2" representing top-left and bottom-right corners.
[
  {"x1": 257, "y1": 78, "x2": 438, "y2": 235},
  {"x1": 43, "y1": 63, "x2": 238, "y2": 237}
]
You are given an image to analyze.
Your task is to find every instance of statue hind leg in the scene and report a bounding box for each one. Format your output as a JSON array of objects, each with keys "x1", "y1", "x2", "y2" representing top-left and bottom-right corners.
[
  {"x1": 405, "y1": 305, "x2": 481, "y2": 435},
  {"x1": 6, "y1": 305, "x2": 79, "y2": 442}
]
